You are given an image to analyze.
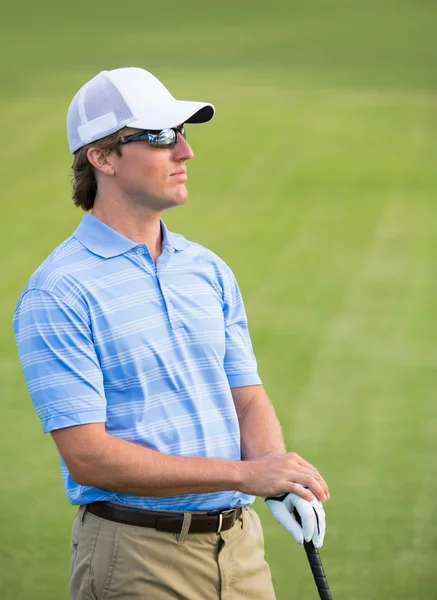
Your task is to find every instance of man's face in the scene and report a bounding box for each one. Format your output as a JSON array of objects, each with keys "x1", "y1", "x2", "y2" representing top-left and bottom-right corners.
[{"x1": 107, "y1": 126, "x2": 194, "y2": 211}]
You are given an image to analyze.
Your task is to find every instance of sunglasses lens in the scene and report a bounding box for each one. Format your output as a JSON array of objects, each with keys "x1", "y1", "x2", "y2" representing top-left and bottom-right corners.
[{"x1": 156, "y1": 129, "x2": 177, "y2": 148}]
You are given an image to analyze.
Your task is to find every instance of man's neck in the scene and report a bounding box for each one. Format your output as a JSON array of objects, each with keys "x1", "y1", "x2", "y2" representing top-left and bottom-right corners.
[{"x1": 92, "y1": 197, "x2": 163, "y2": 263}]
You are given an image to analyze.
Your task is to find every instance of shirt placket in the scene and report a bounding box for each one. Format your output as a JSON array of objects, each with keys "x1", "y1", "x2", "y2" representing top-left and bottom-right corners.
[{"x1": 136, "y1": 245, "x2": 183, "y2": 331}]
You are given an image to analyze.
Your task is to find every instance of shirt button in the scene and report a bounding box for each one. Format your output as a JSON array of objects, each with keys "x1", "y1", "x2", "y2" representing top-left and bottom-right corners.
[{"x1": 136, "y1": 247, "x2": 145, "y2": 255}]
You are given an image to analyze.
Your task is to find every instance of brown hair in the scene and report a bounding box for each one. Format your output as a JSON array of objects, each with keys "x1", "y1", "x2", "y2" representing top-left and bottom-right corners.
[{"x1": 71, "y1": 130, "x2": 124, "y2": 211}]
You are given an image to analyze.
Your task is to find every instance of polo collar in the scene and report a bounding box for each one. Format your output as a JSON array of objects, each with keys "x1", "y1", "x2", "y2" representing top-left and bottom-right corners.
[{"x1": 73, "y1": 214, "x2": 190, "y2": 258}]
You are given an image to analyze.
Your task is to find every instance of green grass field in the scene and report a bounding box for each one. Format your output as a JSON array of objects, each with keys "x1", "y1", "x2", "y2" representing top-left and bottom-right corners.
[{"x1": 2, "y1": 1, "x2": 437, "y2": 598}]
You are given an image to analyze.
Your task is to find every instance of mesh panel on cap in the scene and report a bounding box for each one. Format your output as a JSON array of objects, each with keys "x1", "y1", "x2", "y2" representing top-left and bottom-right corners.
[
  {"x1": 67, "y1": 72, "x2": 134, "y2": 152},
  {"x1": 84, "y1": 74, "x2": 133, "y2": 123}
]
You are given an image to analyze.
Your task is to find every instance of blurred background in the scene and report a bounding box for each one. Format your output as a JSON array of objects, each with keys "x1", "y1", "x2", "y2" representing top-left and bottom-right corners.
[{"x1": 1, "y1": 1, "x2": 437, "y2": 598}]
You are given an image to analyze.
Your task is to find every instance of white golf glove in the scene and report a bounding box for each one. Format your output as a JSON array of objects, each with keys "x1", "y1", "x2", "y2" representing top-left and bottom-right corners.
[{"x1": 264, "y1": 491, "x2": 326, "y2": 548}]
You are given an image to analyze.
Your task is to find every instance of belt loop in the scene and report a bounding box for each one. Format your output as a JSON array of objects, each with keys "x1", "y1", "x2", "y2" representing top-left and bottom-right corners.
[
  {"x1": 177, "y1": 512, "x2": 192, "y2": 544},
  {"x1": 79, "y1": 504, "x2": 87, "y2": 525},
  {"x1": 241, "y1": 506, "x2": 247, "y2": 530}
]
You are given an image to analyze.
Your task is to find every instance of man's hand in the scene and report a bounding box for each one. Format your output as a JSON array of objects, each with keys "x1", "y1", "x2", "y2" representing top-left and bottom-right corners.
[
  {"x1": 238, "y1": 452, "x2": 329, "y2": 502},
  {"x1": 264, "y1": 492, "x2": 326, "y2": 548}
]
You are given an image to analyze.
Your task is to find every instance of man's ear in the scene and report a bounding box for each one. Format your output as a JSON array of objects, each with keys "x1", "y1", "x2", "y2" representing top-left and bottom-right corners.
[{"x1": 87, "y1": 146, "x2": 116, "y2": 175}]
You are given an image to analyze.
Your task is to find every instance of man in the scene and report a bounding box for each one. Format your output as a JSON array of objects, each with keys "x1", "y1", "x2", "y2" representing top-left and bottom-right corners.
[{"x1": 13, "y1": 67, "x2": 329, "y2": 599}]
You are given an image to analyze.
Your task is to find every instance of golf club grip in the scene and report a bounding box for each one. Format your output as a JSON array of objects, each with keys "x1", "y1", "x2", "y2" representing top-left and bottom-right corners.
[
  {"x1": 303, "y1": 540, "x2": 333, "y2": 600},
  {"x1": 293, "y1": 508, "x2": 333, "y2": 599}
]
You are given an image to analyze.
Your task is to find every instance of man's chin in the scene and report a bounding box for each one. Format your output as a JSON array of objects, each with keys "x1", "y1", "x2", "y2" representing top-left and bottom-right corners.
[
  {"x1": 161, "y1": 192, "x2": 188, "y2": 210},
  {"x1": 173, "y1": 186, "x2": 189, "y2": 205}
]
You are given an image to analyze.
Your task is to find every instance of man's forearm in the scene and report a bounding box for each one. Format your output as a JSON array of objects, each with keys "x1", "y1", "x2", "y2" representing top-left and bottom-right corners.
[
  {"x1": 58, "y1": 425, "x2": 244, "y2": 496},
  {"x1": 237, "y1": 387, "x2": 287, "y2": 460}
]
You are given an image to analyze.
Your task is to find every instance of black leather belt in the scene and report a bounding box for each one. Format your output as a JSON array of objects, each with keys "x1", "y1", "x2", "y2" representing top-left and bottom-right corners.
[{"x1": 86, "y1": 501, "x2": 243, "y2": 534}]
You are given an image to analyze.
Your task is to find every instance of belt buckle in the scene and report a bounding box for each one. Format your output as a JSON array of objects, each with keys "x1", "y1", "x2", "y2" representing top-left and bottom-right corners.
[
  {"x1": 215, "y1": 508, "x2": 235, "y2": 534},
  {"x1": 216, "y1": 512, "x2": 223, "y2": 534}
]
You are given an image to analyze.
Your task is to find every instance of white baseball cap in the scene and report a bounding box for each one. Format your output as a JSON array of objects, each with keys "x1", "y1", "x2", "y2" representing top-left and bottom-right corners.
[{"x1": 67, "y1": 67, "x2": 215, "y2": 153}]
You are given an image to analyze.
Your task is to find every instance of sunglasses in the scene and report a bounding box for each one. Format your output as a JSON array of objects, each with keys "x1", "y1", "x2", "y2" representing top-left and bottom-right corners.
[{"x1": 119, "y1": 125, "x2": 186, "y2": 149}]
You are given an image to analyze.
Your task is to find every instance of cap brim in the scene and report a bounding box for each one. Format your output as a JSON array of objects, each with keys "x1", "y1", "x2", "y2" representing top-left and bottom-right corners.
[{"x1": 126, "y1": 100, "x2": 215, "y2": 130}]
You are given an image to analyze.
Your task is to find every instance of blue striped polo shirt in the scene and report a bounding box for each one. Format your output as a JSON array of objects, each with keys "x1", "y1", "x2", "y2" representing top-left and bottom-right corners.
[{"x1": 13, "y1": 214, "x2": 261, "y2": 511}]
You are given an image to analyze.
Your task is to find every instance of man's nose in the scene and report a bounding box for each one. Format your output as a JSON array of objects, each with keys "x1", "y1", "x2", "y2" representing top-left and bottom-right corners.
[{"x1": 174, "y1": 133, "x2": 194, "y2": 160}]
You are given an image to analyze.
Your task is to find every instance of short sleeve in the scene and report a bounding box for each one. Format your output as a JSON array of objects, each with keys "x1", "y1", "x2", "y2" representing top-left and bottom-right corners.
[
  {"x1": 13, "y1": 289, "x2": 106, "y2": 433},
  {"x1": 222, "y1": 268, "x2": 262, "y2": 388}
]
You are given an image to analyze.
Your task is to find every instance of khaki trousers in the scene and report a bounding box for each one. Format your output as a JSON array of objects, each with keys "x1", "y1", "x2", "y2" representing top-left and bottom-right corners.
[{"x1": 70, "y1": 505, "x2": 276, "y2": 600}]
